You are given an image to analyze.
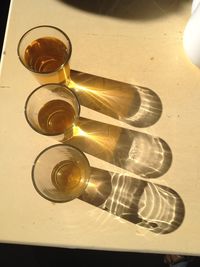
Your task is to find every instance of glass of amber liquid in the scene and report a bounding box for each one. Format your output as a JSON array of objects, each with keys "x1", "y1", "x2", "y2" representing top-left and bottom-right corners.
[
  {"x1": 17, "y1": 25, "x2": 72, "y2": 84},
  {"x1": 24, "y1": 83, "x2": 80, "y2": 140},
  {"x1": 32, "y1": 144, "x2": 90, "y2": 202}
]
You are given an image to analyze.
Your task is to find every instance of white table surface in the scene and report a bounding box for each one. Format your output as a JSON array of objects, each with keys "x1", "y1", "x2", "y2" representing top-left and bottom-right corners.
[{"x1": 0, "y1": 0, "x2": 200, "y2": 255}]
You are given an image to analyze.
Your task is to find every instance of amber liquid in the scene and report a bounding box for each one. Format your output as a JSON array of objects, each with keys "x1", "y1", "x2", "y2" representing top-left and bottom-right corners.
[
  {"x1": 24, "y1": 37, "x2": 69, "y2": 73},
  {"x1": 51, "y1": 160, "x2": 81, "y2": 192},
  {"x1": 24, "y1": 37, "x2": 70, "y2": 84},
  {"x1": 38, "y1": 99, "x2": 75, "y2": 135}
]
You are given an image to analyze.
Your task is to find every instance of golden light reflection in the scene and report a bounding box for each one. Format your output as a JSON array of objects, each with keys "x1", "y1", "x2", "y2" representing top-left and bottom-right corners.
[
  {"x1": 71, "y1": 125, "x2": 116, "y2": 155},
  {"x1": 63, "y1": 117, "x2": 172, "y2": 179},
  {"x1": 79, "y1": 167, "x2": 112, "y2": 207},
  {"x1": 67, "y1": 71, "x2": 163, "y2": 127},
  {"x1": 87, "y1": 181, "x2": 97, "y2": 189},
  {"x1": 72, "y1": 125, "x2": 88, "y2": 137},
  {"x1": 68, "y1": 77, "x2": 139, "y2": 119},
  {"x1": 69, "y1": 80, "x2": 124, "y2": 115}
]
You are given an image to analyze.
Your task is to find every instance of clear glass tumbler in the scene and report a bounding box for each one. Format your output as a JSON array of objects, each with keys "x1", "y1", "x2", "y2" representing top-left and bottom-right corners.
[
  {"x1": 24, "y1": 83, "x2": 80, "y2": 139},
  {"x1": 17, "y1": 25, "x2": 72, "y2": 84},
  {"x1": 32, "y1": 144, "x2": 90, "y2": 202}
]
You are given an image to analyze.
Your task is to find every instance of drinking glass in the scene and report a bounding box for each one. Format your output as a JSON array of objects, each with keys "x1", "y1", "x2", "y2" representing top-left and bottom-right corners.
[
  {"x1": 24, "y1": 83, "x2": 80, "y2": 140},
  {"x1": 32, "y1": 144, "x2": 90, "y2": 202},
  {"x1": 17, "y1": 25, "x2": 72, "y2": 84}
]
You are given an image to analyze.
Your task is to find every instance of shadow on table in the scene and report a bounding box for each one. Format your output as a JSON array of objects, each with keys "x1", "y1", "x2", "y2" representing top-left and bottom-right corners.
[
  {"x1": 79, "y1": 166, "x2": 185, "y2": 235},
  {"x1": 70, "y1": 70, "x2": 162, "y2": 128},
  {"x1": 57, "y1": 0, "x2": 188, "y2": 21},
  {"x1": 63, "y1": 117, "x2": 172, "y2": 179}
]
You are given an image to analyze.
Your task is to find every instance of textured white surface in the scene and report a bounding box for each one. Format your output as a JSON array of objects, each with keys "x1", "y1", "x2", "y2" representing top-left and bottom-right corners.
[
  {"x1": 192, "y1": 0, "x2": 200, "y2": 13},
  {"x1": 183, "y1": 0, "x2": 200, "y2": 67},
  {"x1": 0, "y1": 0, "x2": 200, "y2": 255}
]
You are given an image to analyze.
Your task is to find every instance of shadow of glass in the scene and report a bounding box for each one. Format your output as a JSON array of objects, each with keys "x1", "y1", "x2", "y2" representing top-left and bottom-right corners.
[
  {"x1": 57, "y1": 0, "x2": 188, "y2": 20},
  {"x1": 79, "y1": 167, "x2": 185, "y2": 234},
  {"x1": 70, "y1": 70, "x2": 162, "y2": 128},
  {"x1": 79, "y1": 167, "x2": 112, "y2": 207},
  {"x1": 63, "y1": 117, "x2": 172, "y2": 178}
]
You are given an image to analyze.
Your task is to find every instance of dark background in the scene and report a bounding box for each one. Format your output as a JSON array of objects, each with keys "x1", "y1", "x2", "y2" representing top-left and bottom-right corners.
[
  {"x1": 0, "y1": 243, "x2": 167, "y2": 267},
  {"x1": 0, "y1": 1, "x2": 10, "y2": 60}
]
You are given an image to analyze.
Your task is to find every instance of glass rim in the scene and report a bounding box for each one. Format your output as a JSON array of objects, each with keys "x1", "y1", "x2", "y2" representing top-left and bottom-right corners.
[
  {"x1": 17, "y1": 25, "x2": 72, "y2": 74},
  {"x1": 24, "y1": 83, "x2": 80, "y2": 136},
  {"x1": 31, "y1": 144, "x2": 91, "y2": 203}
]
